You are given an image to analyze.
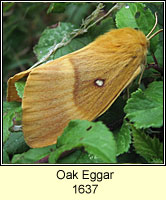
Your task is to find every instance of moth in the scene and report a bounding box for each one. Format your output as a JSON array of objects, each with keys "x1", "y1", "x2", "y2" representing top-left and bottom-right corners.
[{"x1": 7, "y1": 15, "x2": 162, "y2": 148}]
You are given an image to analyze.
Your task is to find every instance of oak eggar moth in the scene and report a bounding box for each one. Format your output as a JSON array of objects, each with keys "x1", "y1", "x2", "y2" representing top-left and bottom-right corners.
[{"x1": 7, "y1": 25, "x2": 162, "y2": 148}]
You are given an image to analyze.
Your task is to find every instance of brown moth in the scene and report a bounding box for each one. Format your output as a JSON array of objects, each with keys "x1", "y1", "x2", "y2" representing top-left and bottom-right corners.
[{"x1": 7, "y1": 16, "x2": 162, "y2": 148}]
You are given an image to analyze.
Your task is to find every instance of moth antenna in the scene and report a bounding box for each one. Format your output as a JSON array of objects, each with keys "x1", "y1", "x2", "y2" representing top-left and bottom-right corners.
[
  {"x1": 146, "y1": 12, "x2": 158, "y2": 39},
  {"x1": 147, "y1": 29, "x2": 163, "y2": 40}
]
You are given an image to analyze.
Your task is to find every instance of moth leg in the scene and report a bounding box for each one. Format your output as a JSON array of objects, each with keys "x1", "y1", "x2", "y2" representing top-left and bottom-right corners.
[
  {"x1": 138, "y1": 64, "x2": 145, "y2": 85},
  {"x1": 126, "y1": 83, "x2": 132, "y2": 99},
  {"x1": 122, "y1": 83, "x2": 131, "y2": 100}
]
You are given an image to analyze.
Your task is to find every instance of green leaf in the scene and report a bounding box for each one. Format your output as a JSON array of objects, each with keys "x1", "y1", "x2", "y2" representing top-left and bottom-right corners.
[
  {"x1": 154, "y1": 41, "x2": 163, "y2": 67},
  {"x1": 34, "y1": 22, "x2": 92, "y2": 61},
  {"x1": 47, "y1": 3, "x2": 69, "y2": 14},
  {"x1": 117, "y1": 152, "x2": 147, "y2": 164},
  {"x1": 114, "y1": 121, "x2": 132, "y2": 156},
  {"x1": 11, "y1": 145, "x2": 56, "y2": 164},
  {"x1": 49, "y1": 120, "x2": 117, "y2": 163},
  {"x1": 132, "y1": 127, "x2": 163, "y2": 163},
  {"x1": 57, "y1": 150, "x2": 104, "y2": 164},
  {"x1": 124, "y1": 81, "x2": 163, "y2": 129},
  {"x1": 150, "y1": 158, "x2": 163, "y2": 164},
  {"x1": 115, "y1": 2, "x2": 159, "y2": 52},
  {"x1": 3, "y1": 101, "x2": 21, "y2": 113},
  {"x1": 57, "y1": 150, "x2": 83, "y2": 164},
  {"x1": 3, "y1": 2, "x2": 15, "y2": 13},
  {"x1": 3, "y1": 132, "x2": 29, "y2": 155},
  {"x1": 144, "y1": 3, "x2": 164, "y2": 27},
  {"x1": 73, "y1": 152, "x2": 105, "y2": 163},
  {"x1": 34, "y1": 23, "x2": 77, "y2": 60},
  {"x1": 15, "y1": 80, "x2": 26, "y2": 98},
  {"x1": 65, "y1": 3, "x2": 91, "y2": 26},
  {"x1": 3, "y1": 101, "x2": 22, "y2": 143},
  {"x1": 89, "y1": 17, "x2": 116, "y2": 39},
  {"x1": 3, "y1": 149, "x2": 10, "y2": 164},
  {"x1": 116, "y1": 3, "x2": 138, "y2": 29},
  {"x1": 98, "y1": 96, "x2": 126, "y2": 127}
]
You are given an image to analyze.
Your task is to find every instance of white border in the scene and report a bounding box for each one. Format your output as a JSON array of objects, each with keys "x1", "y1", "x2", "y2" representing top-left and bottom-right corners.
[{"x1": 1, "y1": 1, "x2": 165, "y2": 166}]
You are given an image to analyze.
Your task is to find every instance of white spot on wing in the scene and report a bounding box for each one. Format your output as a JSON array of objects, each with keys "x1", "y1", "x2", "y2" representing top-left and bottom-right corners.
[{"x1": 95, "y1": 79, "x2": 104, "y2": 87}]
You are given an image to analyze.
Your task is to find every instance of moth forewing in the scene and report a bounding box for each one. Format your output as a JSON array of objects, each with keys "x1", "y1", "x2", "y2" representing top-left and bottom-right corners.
[{"x1": 7, "y1": 69, "x2": 32, "y2": 102}]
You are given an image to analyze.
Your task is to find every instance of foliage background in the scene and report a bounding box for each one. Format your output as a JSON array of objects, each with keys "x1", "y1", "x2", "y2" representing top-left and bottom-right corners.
[{"x1": 3, "y1": 2, "x2": 164, "y2": 164}]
